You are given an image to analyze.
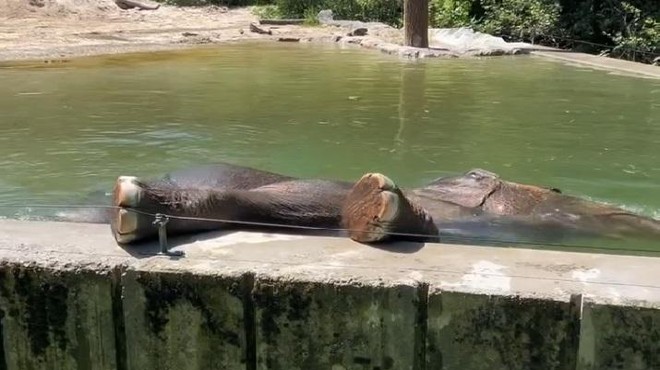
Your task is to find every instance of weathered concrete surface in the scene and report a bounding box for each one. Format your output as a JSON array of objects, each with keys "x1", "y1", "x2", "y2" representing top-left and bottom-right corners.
[
  {"x1": 1, "y1": 219, "x2": 659, "y2": 370},
  {"x1": 253, "y1": 279, "x2": 422, "y2": 370},
  {"x1": 427, "y1": 292, "x2": 579, "y2": 370},
  {"x1": 578, "y1": 303, "x2": 660, "y2": 370},
  {"x1": 0, "y1": 266, "x2": 119, "y2": 370},
  {"x1": 121, "y1": 268, "x2": 249, "y2": 370},
  {"x1": 531, "y1": 50, "x2": 660, "y2": 80},
  {"x1": 0, "y1": 219, "x2": 131, "y2": 370}
]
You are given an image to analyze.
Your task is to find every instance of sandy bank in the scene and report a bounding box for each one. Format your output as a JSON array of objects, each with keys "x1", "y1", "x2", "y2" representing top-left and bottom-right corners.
[
  {"x1": 0, "y1": 0, "x2": 518, "y2": 63},
  {"x1": 0, "y1": 1, "x2": 657, "y2": 79}
]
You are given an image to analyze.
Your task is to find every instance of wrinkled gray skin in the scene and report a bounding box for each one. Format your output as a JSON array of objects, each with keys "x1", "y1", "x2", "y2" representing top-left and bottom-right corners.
[{"x1": 65, "y1": 162, "x2": 660, "y2": 245}]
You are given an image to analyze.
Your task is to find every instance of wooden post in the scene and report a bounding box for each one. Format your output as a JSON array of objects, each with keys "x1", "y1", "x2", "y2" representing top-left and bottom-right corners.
[{"x1": 403, "y1": 0, "x2": 429, "y2": 48}]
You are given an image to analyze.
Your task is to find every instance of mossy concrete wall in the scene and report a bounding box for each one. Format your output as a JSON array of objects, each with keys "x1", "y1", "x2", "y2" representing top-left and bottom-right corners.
[{"x1": 0, "y1": 219, "x2": 658, "y2": 370}]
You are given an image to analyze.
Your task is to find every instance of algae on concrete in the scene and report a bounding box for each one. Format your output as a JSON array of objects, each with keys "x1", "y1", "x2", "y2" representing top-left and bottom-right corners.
[
  {"x1": 121, "y1": 269, "x2": 250, "y2": 370},
  {"x1": 0, "y1": 265, "x2": 118, "y2": 370},
  {"x1": 1, "y1": 220, "x2": 660, "y2": 370},
  {"x1": 577, "y1": 303, "x2": 660, "y2": 370},
  {"x1": 426, "y1": 291, "x2": 580, "y2": 370},
  {"x1": 253, "y1": 279, "x2": 423, "y2": 370}
]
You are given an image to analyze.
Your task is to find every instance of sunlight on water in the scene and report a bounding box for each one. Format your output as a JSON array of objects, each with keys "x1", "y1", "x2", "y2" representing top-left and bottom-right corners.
[{"x1": 0, "y1": 43, "x2": 658, "y2": 253}]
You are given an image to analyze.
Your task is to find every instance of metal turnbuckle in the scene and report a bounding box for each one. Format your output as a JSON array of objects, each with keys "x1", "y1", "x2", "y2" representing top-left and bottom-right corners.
[{"x1": 153, "y1": 213, "x2": 184, "y2": 257}]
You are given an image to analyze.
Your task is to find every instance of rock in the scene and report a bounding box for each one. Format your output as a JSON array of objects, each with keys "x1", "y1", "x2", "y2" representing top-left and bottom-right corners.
[
  {"x1": 28, "y1": 0, "x2": 45, "y2": 7},
  {"x1": 347, "y1": 28, "x2": 368, "y2": 37},
  {"x1": 277, "y1": 37, "x2": 300, "y2": 42},
  {"x1": 249, "y1": 22, "x2": 272, "y2": 35},
  {"x1": 114, "y1": 0, "x2": 160, "y2": 10},
  {"x1": 260, "y1": 19, "x2": 305, "y2": 25},
  {"x1": 181, "y1": 32, "x2": 198, "y2": 37},
  {"x1": 317, "y1": 9, "x2": 334, "y2": 24},
  {"x1": 653, "y1": 56, "x2": 660, "y2": 66}
]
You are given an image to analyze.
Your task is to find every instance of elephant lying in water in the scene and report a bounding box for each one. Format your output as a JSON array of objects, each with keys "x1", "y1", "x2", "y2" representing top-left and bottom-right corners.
[{"x1": 105, "y1": 162, "x2": 660, "y2": 246}]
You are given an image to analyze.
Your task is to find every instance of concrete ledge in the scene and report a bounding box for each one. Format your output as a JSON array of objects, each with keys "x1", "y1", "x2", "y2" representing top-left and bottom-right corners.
[
  {"x1": 530, "y1": 50, "x2": 660, "y2": 80},
  {"x1": 1, "y1": 219, "x2": 659, "y2": 369},
  {"x1": 121, "y1": 269, "x2": 248, "y2": 369}
]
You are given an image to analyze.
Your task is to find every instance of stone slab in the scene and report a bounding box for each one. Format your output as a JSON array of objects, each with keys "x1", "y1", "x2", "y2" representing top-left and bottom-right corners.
[
  {"x1": 577, "y1": 302, "x2": 660, "y2": 370},
  {"x1": 1, "y1": 219, "x2": 660, "y2": 370},
  {"x1": 121, "y1": 268, "x2": 249, "y2": 370},
  {"x1": 426, "y1": 291, "x2": 579, "y2": 370},
  {"x1": 253, "y1": 278, "x2": 422, "y2": 370},
  {"x1": 0, "y1": 265, "x2": 118, "y2": 370},
  {"x1": 0, "y1": 220, "x2": 126, "y2": 370}
]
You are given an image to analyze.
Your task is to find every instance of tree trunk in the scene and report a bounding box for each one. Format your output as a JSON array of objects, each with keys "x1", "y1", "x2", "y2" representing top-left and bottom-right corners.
[{"x1": 403, "y1": 0, "x2": 429, "y2": 48}]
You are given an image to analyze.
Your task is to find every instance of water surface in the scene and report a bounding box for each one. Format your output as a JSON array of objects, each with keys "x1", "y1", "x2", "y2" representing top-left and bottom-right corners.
[{"x1": 0, "y1": 43, "x2": 658, "y2": 253}]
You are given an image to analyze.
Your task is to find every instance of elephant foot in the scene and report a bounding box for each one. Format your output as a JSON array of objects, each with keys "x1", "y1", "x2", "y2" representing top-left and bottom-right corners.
[
  {"x1": 111, "y1": 176, "x2": 156, "y2": 244},
  {"x1": 342, "y1": 173, "x2": 439, "y2": 243}
]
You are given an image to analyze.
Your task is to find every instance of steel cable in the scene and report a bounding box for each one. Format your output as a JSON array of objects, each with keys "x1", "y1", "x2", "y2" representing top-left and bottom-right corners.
[{"x1": 1, "y1": 203, "x2": 659, "y2": 255}]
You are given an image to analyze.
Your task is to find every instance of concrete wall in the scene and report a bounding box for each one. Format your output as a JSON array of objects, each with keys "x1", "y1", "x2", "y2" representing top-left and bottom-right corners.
[{"x1": 0, "y1": 220, "x2": 658, "y2": 370}]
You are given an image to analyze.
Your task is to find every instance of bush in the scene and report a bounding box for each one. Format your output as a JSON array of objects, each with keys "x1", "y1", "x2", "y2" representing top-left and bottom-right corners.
[
  {"x1": 583, "y1": 1, "x2": 658, "y2": 63},
  {"x1": 477, "y1": 0, "x2": 560, "y2": 43},
  {"x1": 164, "y1": 0, "x2": 660, "y2": 64},
  {"x1": 430, "y1": 0, "x2": 474, "y2": 28},
  {"x1": 274, "y1": 0, "x2": 403, "y2": 26},
  {"x1": 427, "y1": 0, "x2": 659, "y2": 64},
  {"x1": 553, "y1": 0, "x2": 659, "y2": 64},
  {"x1": 303, "y1": 6, "x2": 321, "y2": 24},
  {"x1": 609, "y1": 17, "x2": 659, "y2": 63},
  {"x1": 252, "y1": 4, "x2": 282, "y2": 18}
]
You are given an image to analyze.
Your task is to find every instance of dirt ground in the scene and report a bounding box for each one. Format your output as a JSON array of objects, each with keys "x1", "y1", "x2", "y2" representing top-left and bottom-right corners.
[
  {"x1": 1, "y1": 0, "x2": 656, "y2": 78},
  {"x1": 0, "y1": 0, "x2": 391, "y2": 63}
]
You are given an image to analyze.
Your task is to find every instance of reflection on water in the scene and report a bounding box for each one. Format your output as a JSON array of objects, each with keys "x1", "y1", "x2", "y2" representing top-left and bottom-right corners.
[{"x1": 0, "y1": 43, "x2": 658, "y2": 253}]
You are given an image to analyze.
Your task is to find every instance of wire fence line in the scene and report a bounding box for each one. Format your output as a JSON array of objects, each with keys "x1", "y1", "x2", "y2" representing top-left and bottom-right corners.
[
  {"x1": 1, "y1": 203, "x2": 659, "y2": 255},
  {"x1": 1, "y1": 203, "x2": 660, "y2": 289},
  {"x1": 1, "y1": 204, "x2": 660, "y2": 290},
  {"x1": 504, "y1": 32, "x2": 660, "y2": 60}
]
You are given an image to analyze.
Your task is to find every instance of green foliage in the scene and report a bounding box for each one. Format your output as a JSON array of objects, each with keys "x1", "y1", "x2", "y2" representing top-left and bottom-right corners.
[
  {"x1": 350, "y1": 0, "x2": 403, "y2": 26},
  {"x1": 275, "y1": 0, "x2": 321, "y2": 18},
  {"x1": 426, "y1": 0, "x2": 658, "y2": 63},
  {"x1": 594, "y1": 1, "x2": 659, "y2": 63},
  {"x1": 430, "y1": 0, "x2": 474, "y2": 28},
  {"x1": 557, "y1": 0, "x2": 659, "y2": 64},
  {"x1": 478, "y1": 0, "x2": 560, "y2": 43},
  {"x1": 251, "y1": 4, "x2": 282, "y2": 18},
  {"x1": 162, "y1": 0, "x2": 659, "y2": 64},
  {"x1": 303, "y1": 6, "x2": 321, "y2": 25},
  {"x1": 274, "y1": 0, "x2": 403, "y2": 26}
]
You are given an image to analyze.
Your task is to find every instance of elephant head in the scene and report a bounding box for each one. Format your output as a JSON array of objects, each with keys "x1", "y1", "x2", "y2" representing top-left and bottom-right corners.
[
  {"x1": 419, "y1": 168, "x2": 660, "y2": 240},
  {"x1": 421, "y1": 169, "x2": 562, "y2": 216}
]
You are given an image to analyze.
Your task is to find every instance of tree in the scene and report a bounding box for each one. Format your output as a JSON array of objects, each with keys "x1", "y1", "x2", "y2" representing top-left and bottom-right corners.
[{"x1": 404, "y1": 0, "x2": 430, "y2": 48}]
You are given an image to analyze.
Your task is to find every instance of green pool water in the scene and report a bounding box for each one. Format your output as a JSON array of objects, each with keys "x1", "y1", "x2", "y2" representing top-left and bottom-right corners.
[{"x1": 0, "y1": 43, "x2": 658, "y2": 252}]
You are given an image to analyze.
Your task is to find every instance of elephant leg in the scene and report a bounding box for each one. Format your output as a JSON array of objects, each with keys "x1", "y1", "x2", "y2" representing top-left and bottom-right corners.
[
  {"x1": 111, "y1": 176, "x2": 345, "y2": 244},
  {"x1": 342, "y1": 173, "x2": 439, "y2": 243},
  {"x1": 112, "y1": 176, "x2": 226, "y2": 244}
]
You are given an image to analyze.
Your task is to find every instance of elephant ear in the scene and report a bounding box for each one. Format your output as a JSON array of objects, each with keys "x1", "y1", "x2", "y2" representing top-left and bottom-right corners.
[{"x1": 423, "y1": 169, "x2": 501, "y2": 208}]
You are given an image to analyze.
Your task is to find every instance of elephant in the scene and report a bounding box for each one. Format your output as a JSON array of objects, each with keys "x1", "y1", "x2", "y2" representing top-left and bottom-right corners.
[{"x1": 102, "y1": 162, "x2": 660, "y2": 246}]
